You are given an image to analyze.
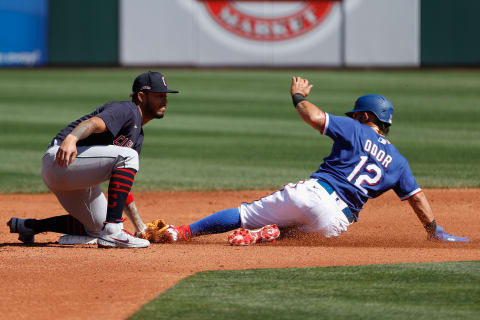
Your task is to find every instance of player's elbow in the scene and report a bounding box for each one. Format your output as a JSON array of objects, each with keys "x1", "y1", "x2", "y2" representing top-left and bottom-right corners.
[
  {"x1": 408, "y1": 191, "x2": 425, "y2": 203},
  {"x1": 305, "y1": 112, "x2": 324, "y2": 132},
  {"x1": 89, "y1": 117, "x2": 108, "y2": 133},
  {"x1": 407, "y1": 191, "x2": 431, "y2": 213},
  {"x1": 312, "y1": 113, "x2": 324, "y2": 127},
  {"x1": 296, "y1": 102, "x2": 325, "y2": 131}
]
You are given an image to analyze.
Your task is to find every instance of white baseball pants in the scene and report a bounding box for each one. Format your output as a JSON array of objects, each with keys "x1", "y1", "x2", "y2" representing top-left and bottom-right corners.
[
  {"x1": 239, "y1": 179, "x2": 351, "y2": 238},
  {"x1": 41, "y1": 141, "x2": 139, "y2": 236}
]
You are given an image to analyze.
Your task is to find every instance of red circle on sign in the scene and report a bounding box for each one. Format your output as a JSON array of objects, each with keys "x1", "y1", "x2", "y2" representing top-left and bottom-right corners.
[{"x1": 203, "y1": 1, "x2": 333, "y2": 41}]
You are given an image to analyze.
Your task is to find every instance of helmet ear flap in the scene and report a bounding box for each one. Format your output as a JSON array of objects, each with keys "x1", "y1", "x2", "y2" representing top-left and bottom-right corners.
[
  {"x1": 345, "y1": 94, "x2": 394, "y2": 125},
  {"x1": 360, "y1": 111, "x2": 376, "y2": 124},
  {"x1": 366, "y1": 111, "x2": 379, "y2": 122}
]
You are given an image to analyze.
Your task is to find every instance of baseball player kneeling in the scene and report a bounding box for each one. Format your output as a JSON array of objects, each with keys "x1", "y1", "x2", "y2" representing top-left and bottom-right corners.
[
  {"x1": 153, "y1": 77, "x2": 469, "y2": 245},
  {"x1": 7, "y1": 71, "x2": 179, "y2": 248}
]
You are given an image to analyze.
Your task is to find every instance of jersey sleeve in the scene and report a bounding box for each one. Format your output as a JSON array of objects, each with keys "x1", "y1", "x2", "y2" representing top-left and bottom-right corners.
[
  {"x1": 393, "y1": 162, "x2": 422, "y2": 200},
  {"x1": 323, "y1": 114, "x2": 358, "y2": 142},
  {"x1": 96, "y1": 103, "x2": 133, "y2": 137}
]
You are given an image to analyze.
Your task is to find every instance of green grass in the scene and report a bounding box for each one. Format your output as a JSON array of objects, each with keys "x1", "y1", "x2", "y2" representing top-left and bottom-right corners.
[
  {"x1": 1, "y1": 68, "x2": 479, "y2": 192},
  {"x1": 130, "y1": 261, "x2": 480, "y2": 320}
]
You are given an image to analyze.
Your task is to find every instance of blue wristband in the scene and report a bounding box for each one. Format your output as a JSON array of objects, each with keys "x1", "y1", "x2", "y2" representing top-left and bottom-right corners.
[{"x1": 292, "y1": 93, "x2": 306, "y2": 108}]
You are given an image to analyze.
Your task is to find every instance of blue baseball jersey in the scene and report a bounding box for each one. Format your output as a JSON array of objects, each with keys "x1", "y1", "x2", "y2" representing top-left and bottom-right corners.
[
  {"x1": 310, "y1": 113, "x2": 421, "y2": 219},
  {"x1": 53, "y1": 101, "x2": 144, "y2": 154}
]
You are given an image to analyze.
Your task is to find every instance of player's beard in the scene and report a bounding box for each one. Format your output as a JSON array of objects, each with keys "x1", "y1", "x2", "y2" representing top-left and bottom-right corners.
[
  {"x1": 151, "y1": 105, "x2": 165, "y2": 119},
  {"x1": 145, "y1": 95, "x2": 165, "y2": 119}
]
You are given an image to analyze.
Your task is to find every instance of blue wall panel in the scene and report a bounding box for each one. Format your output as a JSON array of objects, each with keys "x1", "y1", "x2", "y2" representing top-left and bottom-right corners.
[{"x1": 0, "y1": 0, "x2": 48, "y2": 66}]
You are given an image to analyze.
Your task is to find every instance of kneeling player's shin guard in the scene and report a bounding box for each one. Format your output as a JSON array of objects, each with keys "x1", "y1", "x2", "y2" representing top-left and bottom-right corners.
[{"x1": 106, "y1": 168, "x2": 137, "y2": 222}]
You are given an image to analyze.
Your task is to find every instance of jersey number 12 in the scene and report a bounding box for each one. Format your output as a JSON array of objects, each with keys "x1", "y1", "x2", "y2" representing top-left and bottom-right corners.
[{"x1": 347, "y1": 156, "x2": 382, "y2": 195}]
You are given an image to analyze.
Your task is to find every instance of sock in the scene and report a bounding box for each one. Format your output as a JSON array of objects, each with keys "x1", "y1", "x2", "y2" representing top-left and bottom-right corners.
[
  {"x1": 106, "y1": 168, "x2": 137, "y2": 222},
  {"x1": 189, "y1": 207, "x2": 241, "y2": 236},
  {"x1": 25, "y1": 215, "x2": 87, "y2": 235}
]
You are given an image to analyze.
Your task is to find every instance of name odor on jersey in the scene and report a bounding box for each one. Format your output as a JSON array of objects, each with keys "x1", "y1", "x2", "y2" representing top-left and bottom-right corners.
[{"x1": 364, "y1": 138, "x2": 392, "y2": 168}]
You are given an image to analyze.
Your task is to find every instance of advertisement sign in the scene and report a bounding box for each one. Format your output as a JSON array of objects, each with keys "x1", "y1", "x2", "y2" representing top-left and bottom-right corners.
[
  {"x1": 120, "y1": 0, "x2": 419, "y2": 67},
  {"x1": 201, "y1": 1, "x2": 335, "y2": 42},
  {"x1": 0, "y1": 0, "x2": 48, "y2": 66},
  {"x1": 121, "y1": 0, "x2": 343, "y2": 66}
]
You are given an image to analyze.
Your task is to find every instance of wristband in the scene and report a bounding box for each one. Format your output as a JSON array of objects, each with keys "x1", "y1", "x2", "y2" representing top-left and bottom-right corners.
[
  {"x1": 424, "y1": 219, "x2": 437, "y2": 236},
  {"x1": 292, "y1": 93, "x2": 306, "y2": 108}
]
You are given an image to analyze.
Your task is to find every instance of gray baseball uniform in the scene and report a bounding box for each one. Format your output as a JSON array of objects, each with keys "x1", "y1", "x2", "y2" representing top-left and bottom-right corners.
[{"x1": 42, "y1": 101, "x2": 143, "y2": 236}]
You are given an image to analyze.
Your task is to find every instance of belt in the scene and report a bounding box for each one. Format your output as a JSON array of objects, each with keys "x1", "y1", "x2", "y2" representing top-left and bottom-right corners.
[
  {"x1": 47, "y1": 139, "x2": 58, "y2": 148},
  {"x1": 316, "y1": 179, "x2": 356, "y2": 223}
]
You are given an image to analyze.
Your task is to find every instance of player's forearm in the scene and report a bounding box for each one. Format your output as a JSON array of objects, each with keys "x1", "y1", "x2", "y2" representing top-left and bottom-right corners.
[
  {"x1": 290, "y1": 76, "x2": 326, "y2": 130},
  {"x1": 295, "y1": 100, "x2": 326, "y2": 131},
  {"x1": 408, "y1": 192, "x2": 436, "y2": 230},
  {"x1": 69, "y1": 117, "x2": 106, "y2": 141},
  {"x1": 123, "y1": 193, "x2": 146, "y2": 234}
]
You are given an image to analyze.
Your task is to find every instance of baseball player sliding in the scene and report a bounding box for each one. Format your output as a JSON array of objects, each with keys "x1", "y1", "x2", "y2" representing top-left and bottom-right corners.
[
  {"x1": 157, "y1": 77, "x2": 470, "y2": 245},
  {"x1": 7, "y1": 71, "x2": 179, "y2": 248}
]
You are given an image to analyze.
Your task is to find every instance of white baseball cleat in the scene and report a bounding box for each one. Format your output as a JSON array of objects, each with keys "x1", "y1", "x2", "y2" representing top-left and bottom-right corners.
[
  {"x1": 7, "y1": 217, "x2": 35, "y2": 243},
  {"x1": 58, "y1": 234, "x2": 98, "y2": 245},
  {"x1": 228, "y1": 224, "x2": 280, "y2": 246},
  {"x1": 97, "y1": 222, "x2": 150, "y2": 248}
]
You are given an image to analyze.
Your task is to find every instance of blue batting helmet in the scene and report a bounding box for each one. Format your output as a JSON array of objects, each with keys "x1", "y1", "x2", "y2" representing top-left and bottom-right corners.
[{"x1": 345, "y1": 94, "x2": 394, "y2": 125}]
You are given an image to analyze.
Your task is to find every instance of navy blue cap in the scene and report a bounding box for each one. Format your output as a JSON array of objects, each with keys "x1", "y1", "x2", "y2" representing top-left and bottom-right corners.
[{"x1": 132, "y1": 71, "x2": 179, "y2": 94}]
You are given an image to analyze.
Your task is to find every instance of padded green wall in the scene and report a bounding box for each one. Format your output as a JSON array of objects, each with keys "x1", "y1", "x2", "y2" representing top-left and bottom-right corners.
[
  {"x1": 421, "y1": 0, "x2": 480, "y2": 66},
  {"x1": 48, "y1": 0, "x2": 118, "y2": 65}
]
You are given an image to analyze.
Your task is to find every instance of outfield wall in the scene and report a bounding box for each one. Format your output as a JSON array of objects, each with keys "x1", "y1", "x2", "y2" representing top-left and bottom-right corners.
[
  {"x1": 120, "y1": 0, "x2": 419, "y2": 67},
  {"x1": 1, "y1": 0, "x2": 479, "y2": 67},
  {"x1": 48, "y1": 0, "x2": 118, "y2": 65},
  {"x1": 421, "y1": 0, "x2": 480, "y2": 66},
  {"x1": 0, "y1": 0, "x2": 48, "y2": 66}
]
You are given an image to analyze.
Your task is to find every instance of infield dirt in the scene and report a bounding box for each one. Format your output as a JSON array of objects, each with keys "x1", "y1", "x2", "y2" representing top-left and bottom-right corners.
[{"x1": 1, "y1": 189, "x2": 478, "y2": 320}]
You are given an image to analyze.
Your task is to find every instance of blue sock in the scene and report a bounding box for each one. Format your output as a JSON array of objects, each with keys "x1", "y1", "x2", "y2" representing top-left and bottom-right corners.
[{"x1": 189, "y1": 208, "x2": 241, "y2": 236}]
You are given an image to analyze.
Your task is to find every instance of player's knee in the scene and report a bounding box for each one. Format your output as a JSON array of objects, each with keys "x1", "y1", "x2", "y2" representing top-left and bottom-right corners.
[{"x1": 115, "y1": 147, "x2": 139, "y2": 171}]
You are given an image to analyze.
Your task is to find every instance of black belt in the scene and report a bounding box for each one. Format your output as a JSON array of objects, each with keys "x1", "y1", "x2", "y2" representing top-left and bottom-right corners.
[{"x1": 316, "y1": 180, "x2": 355, "y2": 223}]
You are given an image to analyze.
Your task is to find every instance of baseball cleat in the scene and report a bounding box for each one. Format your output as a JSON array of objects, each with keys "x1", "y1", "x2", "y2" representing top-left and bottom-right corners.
[
  {"x1": 7, "y1": 217, "x2": 35, "y2": 243},
  {"x1": 228, "y1": 224, "x2": 280, "y2": 246},
  {"x1": 159, "y1": 225, "x2": 191, "y2": 243},
  {"x1": 97, "y1": 221, "x2": 150, "y2": 248},
  {"x1": 58, "y1": 234, "x2": 98, "y2": 245}
]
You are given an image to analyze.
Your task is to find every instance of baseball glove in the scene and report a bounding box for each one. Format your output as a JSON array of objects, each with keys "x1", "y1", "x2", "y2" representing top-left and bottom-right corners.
[{"x1": 137, "y1": 219, "x2": 169, "y2": 243}]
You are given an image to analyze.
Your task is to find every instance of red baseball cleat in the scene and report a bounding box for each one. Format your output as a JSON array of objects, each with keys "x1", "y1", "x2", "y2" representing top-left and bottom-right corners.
[{"x1": 228, "y1": 224, "x2": 280, "y2": 246}]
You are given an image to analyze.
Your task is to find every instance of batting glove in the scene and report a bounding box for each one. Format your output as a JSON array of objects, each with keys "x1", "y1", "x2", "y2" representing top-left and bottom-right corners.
[{"x1": 429, "y1": 225, "x2": 471, "y2": 242}]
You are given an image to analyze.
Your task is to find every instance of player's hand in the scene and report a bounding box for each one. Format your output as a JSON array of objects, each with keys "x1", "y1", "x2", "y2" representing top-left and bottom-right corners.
[
  {"x1": 428, "y1": 225, "x2": 470, "y2": 242},
  {"x1": 291, "y1": 77, "x2": 313, "y2": 97},
  {"x1": 56, "y1": 135, "x2": 78, "y2": 168}
]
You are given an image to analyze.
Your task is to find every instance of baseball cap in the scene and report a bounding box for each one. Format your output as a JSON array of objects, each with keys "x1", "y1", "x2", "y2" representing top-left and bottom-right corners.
[{"x1": 132, "y1": 71, "x2": 179, "y2": 94}]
